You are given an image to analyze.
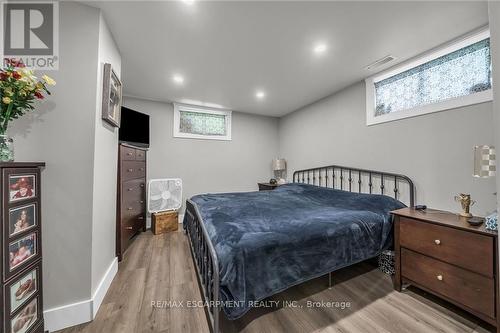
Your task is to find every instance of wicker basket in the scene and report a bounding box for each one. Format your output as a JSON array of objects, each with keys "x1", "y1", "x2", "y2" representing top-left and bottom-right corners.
[{"x1": 378, "y1": 250, "x2": 395, "y2": 275}]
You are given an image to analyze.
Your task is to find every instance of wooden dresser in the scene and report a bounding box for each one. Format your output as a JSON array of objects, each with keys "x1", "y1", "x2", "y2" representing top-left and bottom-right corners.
[
  {"x1": 0, "y1": 162, "x2": 45, "y2": 333},
  {"x1": 393, "y1": 208, "x2": 498, "y2": 329},
  {"x1": 117, "y1": 144, "x2": 147, "y2": 261}
]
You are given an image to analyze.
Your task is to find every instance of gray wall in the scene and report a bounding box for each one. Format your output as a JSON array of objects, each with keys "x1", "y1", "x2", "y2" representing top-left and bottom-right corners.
[
  {"x1": 91, "y1": 13, "x2": 121, "y2": 295},
  {"x1": 9, "y1": 2, "x2": 100, "y2": 308},
  {"x1": 279, "y1": 82, "x2": 496, "y2": 215},
  {"x1": 123, "y1": 97, "x2": 279, "y2": 217}
]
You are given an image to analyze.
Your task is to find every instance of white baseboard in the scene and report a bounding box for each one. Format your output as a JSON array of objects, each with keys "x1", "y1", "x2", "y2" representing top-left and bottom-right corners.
[
  {"x1": 44, "y1": 258, "x2": 118, "y2": 332},
  {"x1": 44, "y1": 299, "x2": 92, "y2": 333},
  {"x1": 92, "y1": 257, "x2": 118, "y2": 317},
  {"x1": 178, "y1": 213, "x2": 184, "y2": 224}
]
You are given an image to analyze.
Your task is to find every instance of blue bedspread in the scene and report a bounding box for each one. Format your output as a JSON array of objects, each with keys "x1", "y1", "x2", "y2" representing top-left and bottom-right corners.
[{"x1": 186, "y1": 183, "x2": 405, "y2": 320}]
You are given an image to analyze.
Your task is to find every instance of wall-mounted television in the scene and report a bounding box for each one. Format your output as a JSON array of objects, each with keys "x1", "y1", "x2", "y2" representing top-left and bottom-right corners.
[{"x1": 119, "y1": 107, "x2": 150, "y2": 148}]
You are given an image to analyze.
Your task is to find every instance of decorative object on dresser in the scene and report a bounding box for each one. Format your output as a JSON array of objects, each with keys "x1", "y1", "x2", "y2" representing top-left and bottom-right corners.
[
  {"x1": 147, "y1": 178, "x2": 182, "y2": 235},
  {"x1": 393, "y1": 207, "x2": 499, "y2": 330},
  {"x1": 486, "y1": 211, "x2": 498, "y2": 231},
  {"x1": 1, "y1": 162, "x2": 45, "y2": 333},
  {"x1": 0, "y1": 60, "x2": 55, "y2": 162},
  {"x1": 151, "y1": 211, "x2": 178, "y2": 235},
  {"x1": 116, "y1": 144, "x2": 147, "y2": 261},
  {"x1": 258, "y1": 182, "x2": 279, "y2": 191},
  {"x1": 454, "y1": 193, "x2": 475, "y2": 218},
  {"x1": 102, "y1": 63, "x2": 122, "y2": 128},
  {"x1": 272, "y1": 158, "x2": 287, "y2": 184}
]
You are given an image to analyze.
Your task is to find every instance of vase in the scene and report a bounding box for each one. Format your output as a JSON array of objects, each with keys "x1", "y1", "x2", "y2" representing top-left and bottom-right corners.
[{"x1": 0, "y1": 135, "x2": 14, "y2": 162}]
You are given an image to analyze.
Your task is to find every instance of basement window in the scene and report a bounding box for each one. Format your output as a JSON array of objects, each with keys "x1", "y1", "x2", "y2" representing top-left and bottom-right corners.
[
  {"x1": 366, "y1": 29, "x2": 492, "y2": 125},
  {"x1": 173, "y1": 103, "x2": 232, "y2": 140}
]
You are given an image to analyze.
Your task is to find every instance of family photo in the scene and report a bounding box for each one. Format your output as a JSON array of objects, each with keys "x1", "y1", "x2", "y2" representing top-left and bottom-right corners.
[
  {"x1": 9, "y1": 176, "x2": 36, "y2": 202},
  {"x1": 9, "y1": 204, "x2": 36, "y2": 237},
  {"x1": 11, "y1": 297, "x2": 37, "y2": 333},
  {"x1": 9, "y1": 234, "x2": 36, "y2": 270},
  {"x1": 10, "y1": 268, "x2": 37, "y2": 314}
]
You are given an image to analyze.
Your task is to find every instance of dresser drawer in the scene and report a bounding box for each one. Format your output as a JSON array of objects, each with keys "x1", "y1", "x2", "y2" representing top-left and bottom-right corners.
[
  {"x1": 120, "y1": 146, "x2": 136, "y2": 161},
  {"x1": 121, "y1": 161, "x2": 146, "y2": 181},
  {"x1": 135, "y1": 149, "x2": 146, "y2": 161},
  {"x1": 402, "y1": 248, "x2": 494, "y2": 319},
  {"x1": 399, "y1": 217, "x2": 493, "y2": 277},
  {"x1": 122, "y1": 179, "x2": 145, "y2": 196},
  {"x1": 121, "y1": 200, "x2": 144, "y2": 218}
]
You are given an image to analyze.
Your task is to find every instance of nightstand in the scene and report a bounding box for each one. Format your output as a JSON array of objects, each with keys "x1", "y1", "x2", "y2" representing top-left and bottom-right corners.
[
  {"x1": 392, "y1": 208, "x2": 499, "y2": 330},
  {"x1": 258, "y1": 182, "x2": 279, "y2": 191}
]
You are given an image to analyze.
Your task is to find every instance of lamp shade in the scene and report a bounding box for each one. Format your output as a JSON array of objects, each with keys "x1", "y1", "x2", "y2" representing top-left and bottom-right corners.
[
  {"x1": 272, "y1": 158, "x2": 286, "y2": 171},
  {"x1": 473, "y1": 145, "x2": 496, "y2": 178}
]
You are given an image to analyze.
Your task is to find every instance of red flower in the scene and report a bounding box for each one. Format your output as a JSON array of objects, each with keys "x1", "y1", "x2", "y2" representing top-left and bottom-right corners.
[
  {"x1": 0, "y1": 72, "x2": 9, "y2": 81},
  {"x1": 34, "y1": 91, "x2": 44, "y2": 99},
  {"x1": 12, "y1": 71, "x2": 21, "y2": 79}
]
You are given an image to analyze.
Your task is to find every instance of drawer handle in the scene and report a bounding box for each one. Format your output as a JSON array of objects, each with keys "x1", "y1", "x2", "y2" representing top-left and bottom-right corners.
[
  {"x1": 127, "y1": 168, "x2": 133, "y2": 172},
  {"x1": 125, "y1": 226, "x2": 133, "y2": 230},
  {"x1": 127, "y1": 152, "x2": 133, "y2": 156},
  {"x1": 128, "y1": 188, "x2": 133, "y2": 191},
  {"x1": 140, "y1": 168, "x2": 145, "y2": 171},
  {"x1": 138, "y1": 216, "x2": 144, "y2": 220},
  {"x1": 434, "y1": 239, "x2": 441, "y2": 245},
  {"x1": 127, "y1": 207, "x2": 133, "y2": 210},
  {"x1": 437, "y1": 275, "x2": 443, "y2": 281},
  {"x1": 140, "y1": 184, "x2": 145, "y2": 188},
  {"x1": 140, "y1": 200, "x2": 144, "y2": 204}
]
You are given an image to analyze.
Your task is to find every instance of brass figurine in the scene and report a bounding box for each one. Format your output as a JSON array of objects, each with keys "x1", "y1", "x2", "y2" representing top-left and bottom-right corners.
[{"x1": 454, "y1": 193, "x2": 475, "y2": 218}]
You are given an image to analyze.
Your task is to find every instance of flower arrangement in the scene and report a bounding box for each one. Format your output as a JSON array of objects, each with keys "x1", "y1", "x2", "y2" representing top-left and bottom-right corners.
[
  {"x1": 0, "y1": 59, "x2": 55, "y2": 133},
  {"x1": 0, "y1": 59, "x2": 55, "y2": 161}
]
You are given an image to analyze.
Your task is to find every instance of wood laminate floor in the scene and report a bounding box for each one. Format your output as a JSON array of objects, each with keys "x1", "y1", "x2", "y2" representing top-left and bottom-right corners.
[{"x1": 56, "y1": 230, "x2": 493, "y2": 333}]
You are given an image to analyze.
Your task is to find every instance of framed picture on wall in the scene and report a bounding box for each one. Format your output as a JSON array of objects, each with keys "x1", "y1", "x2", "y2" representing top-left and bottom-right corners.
[{"x1": 102, "y1": 63, "x2": 122, "y2": 127}]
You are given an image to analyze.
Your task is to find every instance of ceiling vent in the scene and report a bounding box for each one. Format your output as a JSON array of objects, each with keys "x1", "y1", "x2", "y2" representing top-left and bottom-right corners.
[{"x1": 364, "y1": 55, "x2": 396, "y2": 71}]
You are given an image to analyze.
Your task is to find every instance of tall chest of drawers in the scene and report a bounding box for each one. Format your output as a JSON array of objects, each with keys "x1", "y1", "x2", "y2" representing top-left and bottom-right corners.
[
  {"x1": 0, "y1": 162, "x2": 45, "y2": 333},
  {"x1": 393, "y1": 208, "x2": 499, "y2": 330},
  {"x1": 117, "y1": 144, "x2": 147, "y2": 261}
]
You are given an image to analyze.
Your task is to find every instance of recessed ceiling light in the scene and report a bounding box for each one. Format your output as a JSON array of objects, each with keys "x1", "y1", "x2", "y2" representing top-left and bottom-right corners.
[
  {"x1": 313, "y1": 43, "x2": 327, "y2": 54},
  {"x1": 173, "y1": 74, "x2": 184, "y2": 84},
  {"x1": 256, "y1": 91, "x2": 266, "y2": 99},
  {"x1": 182, "y1": 0, "x2": 195, "y2": 5}
]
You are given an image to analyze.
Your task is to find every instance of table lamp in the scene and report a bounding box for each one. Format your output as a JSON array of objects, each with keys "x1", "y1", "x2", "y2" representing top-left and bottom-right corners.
[
  {"x1": 473, "y1": 145, "x2": 496, "y2": 178},
  {"x1": 272, "y1": 158, "x2": 287, "y2": 185}
]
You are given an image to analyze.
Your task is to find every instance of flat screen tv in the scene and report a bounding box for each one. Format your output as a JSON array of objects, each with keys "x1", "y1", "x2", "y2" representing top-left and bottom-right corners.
[{"x1": 119, "y1": 107, "x2": 150, "y2": 148}]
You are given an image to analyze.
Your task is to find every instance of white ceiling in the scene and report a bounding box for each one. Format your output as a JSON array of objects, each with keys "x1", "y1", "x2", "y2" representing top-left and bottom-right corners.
[{"x1": 89, "y1": 1, "x2": 489, "y2": 117}]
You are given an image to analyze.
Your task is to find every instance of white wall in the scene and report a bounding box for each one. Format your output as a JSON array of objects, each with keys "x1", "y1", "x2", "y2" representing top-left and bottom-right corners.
[
  {"x1": 91, "y1": 12, "x2": 121, "y2": 296},
  {"x1": 10, "y1": 2, "x2": 99, "y2": 309},
  {"x1": 123, "y1": 97, "x2": 279, "y2": 224},
  {"x1": 490, "y1": 2, "x2": 500, "y2": 213},
  {"x1": 279, "y1": 82, "x2": 496, "y2": 215},
  {"x1": 9, "y1": 3, "x2": 122, "y2": 331}
]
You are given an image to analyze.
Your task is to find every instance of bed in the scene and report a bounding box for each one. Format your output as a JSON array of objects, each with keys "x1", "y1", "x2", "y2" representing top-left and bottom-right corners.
[{"x1": 183, "y1": 165, "x2": 415, "y2": 333}]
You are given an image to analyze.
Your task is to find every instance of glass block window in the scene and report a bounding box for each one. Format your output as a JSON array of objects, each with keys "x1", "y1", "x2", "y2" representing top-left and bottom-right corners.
[
  {"x1": 173, "y1": 104, "x2": 232, "y2": 140},
  {"x1": 179, "y1": 111, "x2": 227, "y2": 136},
  {"x1": 366, "y1": 30, "x2": 492, "y2": 125}
]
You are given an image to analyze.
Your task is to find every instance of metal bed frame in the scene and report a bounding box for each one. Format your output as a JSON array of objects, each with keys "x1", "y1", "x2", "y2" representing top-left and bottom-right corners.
[{"x1": 183, "y1": 164, "x2": 415, "y2": 333}]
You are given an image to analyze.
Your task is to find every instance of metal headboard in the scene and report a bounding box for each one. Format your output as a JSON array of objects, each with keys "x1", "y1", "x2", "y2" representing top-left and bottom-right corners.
[{"x1": 293, "y1": 164, "x2": 415, "y2": 207}]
